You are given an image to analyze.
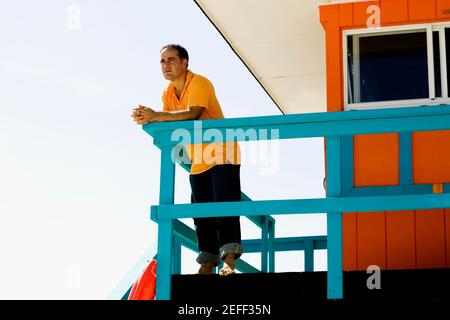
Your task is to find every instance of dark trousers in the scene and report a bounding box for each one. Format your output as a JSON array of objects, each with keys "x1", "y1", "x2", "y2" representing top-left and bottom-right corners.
[{"x1": 189, "y1": 164, "x2": 242, "y2": 264}]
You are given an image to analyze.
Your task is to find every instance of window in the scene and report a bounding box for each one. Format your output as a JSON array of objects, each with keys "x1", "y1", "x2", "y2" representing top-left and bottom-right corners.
[{"x1": 344, "y1": 24, "x2": 450, "y2": 110}]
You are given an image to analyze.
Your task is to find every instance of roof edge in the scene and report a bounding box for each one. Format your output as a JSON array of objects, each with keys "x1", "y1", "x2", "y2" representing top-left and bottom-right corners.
[{"x1": 193, "y1": 0, "x2": 284, "y2": 115}]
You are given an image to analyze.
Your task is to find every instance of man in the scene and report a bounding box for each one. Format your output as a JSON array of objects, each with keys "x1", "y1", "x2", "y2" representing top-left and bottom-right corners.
[{"x1": 131, "y1": 44, "x2": 242, "y2": 276}]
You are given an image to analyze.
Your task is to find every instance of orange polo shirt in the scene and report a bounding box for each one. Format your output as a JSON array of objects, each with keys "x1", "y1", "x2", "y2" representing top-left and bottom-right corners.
[{"x1": 162, "y1": 70, "x2": 241, "y2": 175}]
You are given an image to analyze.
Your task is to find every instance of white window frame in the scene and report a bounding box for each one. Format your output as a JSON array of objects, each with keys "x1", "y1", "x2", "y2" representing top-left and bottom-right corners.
[{"x1": 343, "y1": 22, "x2": 450, "y2": 111}]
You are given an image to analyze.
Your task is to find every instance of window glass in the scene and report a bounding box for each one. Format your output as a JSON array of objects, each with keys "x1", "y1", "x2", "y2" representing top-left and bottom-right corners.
[{"x1": 347, "y1": 31, "x2": 429, "y2": 103}]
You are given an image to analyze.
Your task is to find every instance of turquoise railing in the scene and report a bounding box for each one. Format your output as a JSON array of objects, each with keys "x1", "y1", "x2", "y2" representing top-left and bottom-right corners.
[
  {"x1": 144, "y1": 104, "x2": 450, "y2": 300},
  {"x1": 145, "y1": 129, "x2": 323, "y2": 283},
  {"x1": 168, "y1": 157, "x2": 324, "y2": 276}
]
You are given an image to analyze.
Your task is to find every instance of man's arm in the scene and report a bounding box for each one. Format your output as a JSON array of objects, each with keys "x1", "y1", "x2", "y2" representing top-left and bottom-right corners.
[
  {"x1": 156, "y1": 106, "x2": 204, "y2": 122},
  {"x1": 131, "y1": 106, "x2": 204, "y2": 124}
]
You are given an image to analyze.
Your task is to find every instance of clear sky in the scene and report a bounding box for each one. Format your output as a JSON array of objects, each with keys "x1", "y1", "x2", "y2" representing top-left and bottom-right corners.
[{"x1": 0, "y1": 0, "x2": 325, "y2": 299}]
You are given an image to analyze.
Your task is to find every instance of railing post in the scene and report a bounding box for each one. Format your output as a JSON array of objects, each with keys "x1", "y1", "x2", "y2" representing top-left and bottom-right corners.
[
  {"x1": 268, "y1": 219, "x2": 275, "y2": 272},
  {"x1": 399, "y1": 132, "x2": 413, "y2": 185},
  {"x1": 325, "y1": 136, "x2": 343, "y2": 299},
  {"x1": 304, "y1": 240, "x2": 314, "y2": 272},
  {"x1": 172, "y1": 235, "x2": 182, "y2": 275},
  {"x1": 261, "y1": 216, "x2": 268, "y2": 272},
  {"x1": 155, "y1": 145, "x2": 175, "y2": 300},
  {"x1": 341, "y1": 136, "x2": 354, "y2": 195}
]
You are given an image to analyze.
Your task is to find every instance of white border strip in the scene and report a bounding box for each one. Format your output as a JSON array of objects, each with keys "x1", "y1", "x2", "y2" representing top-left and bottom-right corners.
[
  {"x1": 439, "y1": 28, "x2": 448, "y2": 98},
  {"x1": 427, "y1": 25, "x2": 436, "y2": 99}
]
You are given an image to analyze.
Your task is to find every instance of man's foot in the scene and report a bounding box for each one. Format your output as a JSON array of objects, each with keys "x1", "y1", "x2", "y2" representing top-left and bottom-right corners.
[
  {"x1": 219, "y1": 253, "x2": 236, "y2": 276},
  {"x1": 196, "y1": 262, "x2": 214, "y2": 275}
]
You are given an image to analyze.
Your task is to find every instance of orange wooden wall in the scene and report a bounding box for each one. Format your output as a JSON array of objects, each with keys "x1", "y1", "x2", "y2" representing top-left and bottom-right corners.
[{"x1": 320, "y1": 0, "x2": 450, "y2": 270}]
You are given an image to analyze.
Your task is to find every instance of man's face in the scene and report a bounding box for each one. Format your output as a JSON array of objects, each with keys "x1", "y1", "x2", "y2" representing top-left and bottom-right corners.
[{"x1": 160, "y1": 48, "x2": 188, "y2": 81}]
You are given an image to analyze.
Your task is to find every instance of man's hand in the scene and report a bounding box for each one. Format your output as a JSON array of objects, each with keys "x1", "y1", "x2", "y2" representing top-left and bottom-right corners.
[
  {"x1": 131, "y1": 105, "x2": 159, "y2": 125},
  {"x1": 132, "y1": 105, "x2": 205, "y2": 124}
]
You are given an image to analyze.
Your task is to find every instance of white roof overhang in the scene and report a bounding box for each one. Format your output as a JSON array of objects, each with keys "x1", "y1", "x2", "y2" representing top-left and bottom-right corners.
[{"x1": 195, "y1": 0, "x2": 355, "y2": 114}]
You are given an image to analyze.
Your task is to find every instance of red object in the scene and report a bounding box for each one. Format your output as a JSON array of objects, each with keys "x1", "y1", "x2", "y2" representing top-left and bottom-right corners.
[{"x1": 128, "y1": 259, "x2": 157, "y2": 300}]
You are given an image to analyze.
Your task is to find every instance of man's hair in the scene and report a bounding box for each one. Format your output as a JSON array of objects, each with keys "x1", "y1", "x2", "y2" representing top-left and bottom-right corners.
[{"x1": 160, "y1": 44, "x2": 189, "y2": 63}]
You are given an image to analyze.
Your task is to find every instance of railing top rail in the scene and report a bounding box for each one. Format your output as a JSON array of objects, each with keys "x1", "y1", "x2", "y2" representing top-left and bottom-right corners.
[
  {"x1": 143, "y1": 105, "x2": 450, "y2": 146},
  {"x1": 151, "y1": 193, "x2": 450, "y2": 220}
]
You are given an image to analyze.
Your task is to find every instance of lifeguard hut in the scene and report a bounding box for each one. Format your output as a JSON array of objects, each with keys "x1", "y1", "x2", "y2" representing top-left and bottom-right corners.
[
  {"x1": 319, "y1": 0, "x2": 450, "y2": 274},
  {"x1": 120, "y1": 0, "x2": 450, "y2": 303}
]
